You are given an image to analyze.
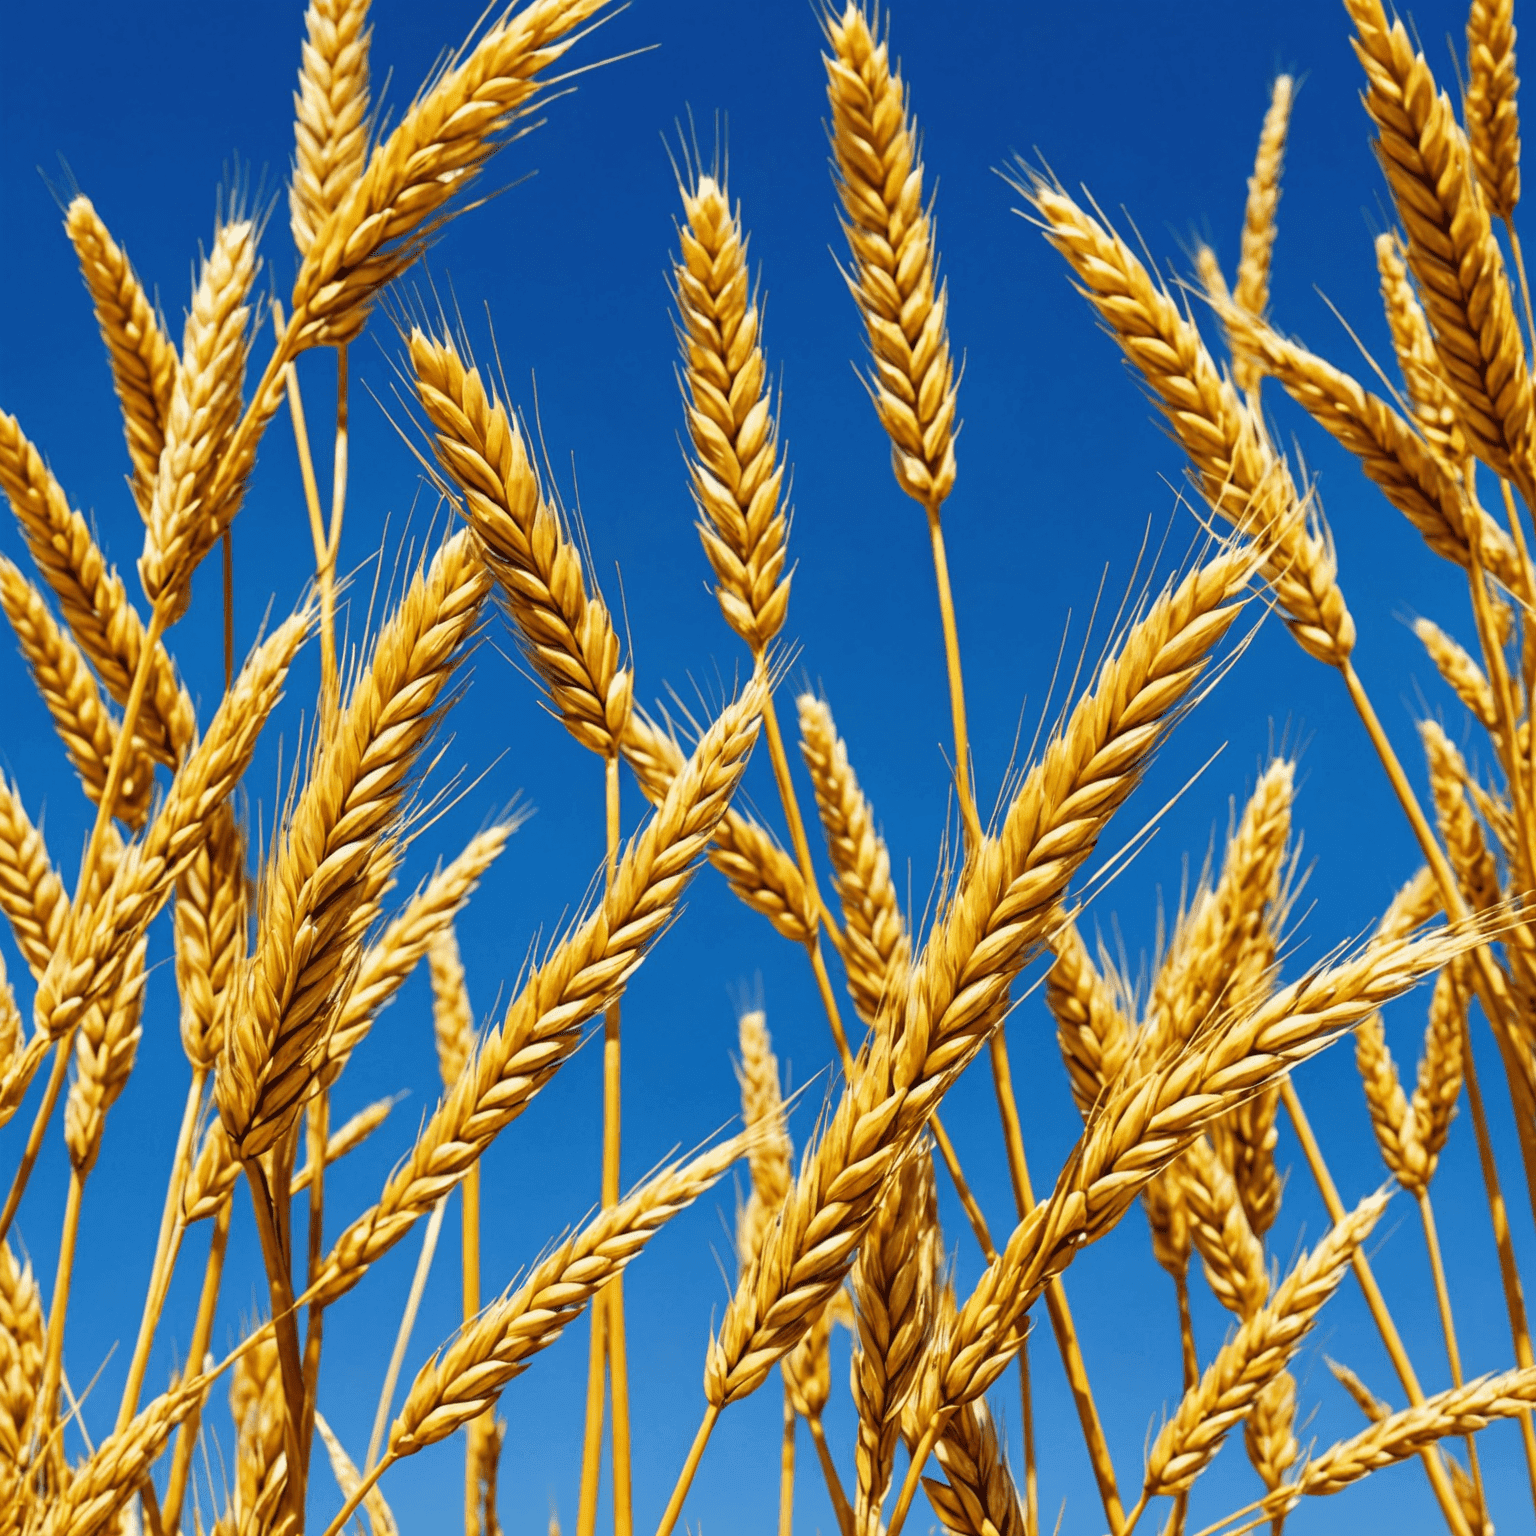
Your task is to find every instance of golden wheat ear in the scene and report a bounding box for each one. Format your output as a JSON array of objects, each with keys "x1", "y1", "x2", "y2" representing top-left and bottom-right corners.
[
  {"x1": 291, "y1": 0, "x2": 372, "y2": 257},
  {"x1": 734, "y1": 1007, "x2": 793, "y2": 1274}
]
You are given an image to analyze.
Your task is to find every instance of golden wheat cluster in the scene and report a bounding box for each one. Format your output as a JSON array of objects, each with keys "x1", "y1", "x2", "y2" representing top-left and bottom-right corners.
[{"x1": 6, "y1": 1, "x2": 1536, "y2": 1534}]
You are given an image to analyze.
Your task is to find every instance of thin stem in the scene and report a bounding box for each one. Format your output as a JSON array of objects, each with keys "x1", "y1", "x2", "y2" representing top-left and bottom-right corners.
[
  {"x1": 1279, "y1": 1080, "x2": 1472, "y2": 1536},
  {"x1": 1018, "y1": 1342, "x2": 1039, "y2": 1536},
  {"x1": 320, "y1": 1452, "x2": 392, "y2": 1536},
  {"x1": 929, "y1": 1112, "x2": 995, "y2": 1258},
  {"x1": 117, "y1": 1069, "x2": 207, "y2": 1429},
  {"x1": 924, "y1": 500, "x2": 982, "y2": 856},
  {"x1": 323, "y1": 344, "x2": 349, "y2": 713},
  {"x1": 162, "y1": 1200, "x2": 231, "y2": 1534},
  {"x1": 1508, "y1": 222, "x2": 1536, "y2": 365},
  {"x1": 653, "y1": 1402, "x2": 720, "y2": 1536},
  {"x1": 1174, "y1": 1271, "x2": 1197, "y2": 1391},
  {"x1": 885, "y1": 1417, "x2": 943, "y2": 1536},
  {"x1": 366, "y1": 1193, "x2": 448, "y2": 1472},
  {"x1": 0, "y1": 1042, "x2": 71, "y2": 1247},
  {"x1": 464, "y1": 1161, "x2": 484, "y2": 1536},
  {"x1": 37, "y1": 1168, "x2": 85, "y2": 1445},
  {"x1": 575, "y1": 1295, "x2": 607, "y2": 1536},
  {"x1": 300, "y1": 1088, "x2": 331, "y2": 1480},
  {"x1": 1121, "y1": 1492, "x2": 1150, "y2": 1536},
  {"x1": 1415, "y1": 1187, "x2": 1487, "y2": 1514},
  {"x1": 221, "y1": 529, "x2": 234, "y2": 689},
  {"x1": 1458, "y1": 1011, "x2": 1536, "y2": 1511},
  {"x1": 779, "y1": 1381, "x2": 796, "y2": 1536},
  {"x1": 807, "y1": 1415, "x2": 855, "y2": 1536}
]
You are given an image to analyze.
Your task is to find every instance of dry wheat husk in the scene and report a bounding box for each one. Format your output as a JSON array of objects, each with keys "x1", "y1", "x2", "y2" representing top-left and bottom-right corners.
[
  {"x1": 1177, "y1": 1133, "x2": 1268, "y2": 1321},
  {"x1": 1421, "y1": 721, "x2": 1501, "y2": 913},
  {"x1": 1467, "y1": 0, "x2": 1520, "y2": 222},
  {"x1": 212, "y1": 1333, "x2": 285, "y2": 1536},
  {"x1": 799, "y1": 694, "x2": 909, "y2": 1025},
  {"x1": 411, "y1": 331, "x2": 632, "y2": 757},
  {"x1": 218, "y1": 534, "x2": 486, "y2": 1159},
  {"x1": 64, "y1": 196, "x2": 177, "y2": 517},
  {"x1": 290, "y1": 0, "x2": 372, "y2": 257},
  {"x1": 824, "y1": 2, "x2": 957, "y2": 506},
  {"x1": 293, "y1": 1096, "x2": 395, "y2": 1194},
  {"x1": 311, "y1": 672, "x2": 767, "y2": 1303},
  {"x1": 1347, "y1": 0, "x2": 1533, "y2": 481},
  {"x1": 735, "y1": 1009, "x2": 793, "y2": 1273},
  {"x1": 0, "y1": 557, "x2": 155, "y2": 827},
  {"x1": 0, "y1": 410, "x2": 194, "y2": 764},
  {"x1": 1230, "y1": 75, "x2": 1293, "y2": 394},
  {"x1": 675, "y1": 172, "x2": 791, "y2": 655}
]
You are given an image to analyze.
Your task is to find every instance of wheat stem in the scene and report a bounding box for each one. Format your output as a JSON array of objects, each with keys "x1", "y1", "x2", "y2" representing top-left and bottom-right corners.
[
  {"x1": 653, "y1": 1401, "x2": 720, "y2": 1536},
  {"x1": 36, "y1": 1167, "x2": 85, "y2": 1448},
  {"x1": 0, "y1": 1041, "x2": 70, "y2": 1246},
  {"x1": 808, "y1": 1414, "x2": 856, "y2": 1536},
  {"x1": 1510, "y1": 222, "x2": 1536, "y2": 360},
  {"x1": 462, "y1": 1159, "x2": 484, "y2": 1536},
  {"x1": 116, "y1": 1068, "x2": 207, "y2": 1429},
  {"x1": 300, "y1": 1086, "x2": 331, "y2": 1480},
  {"x1": 323, "y1": 344, "x2": 349, "y2": 711},
  {"x1": 886, "y1": 1416, "x2": 944, "y2": 1536},
  {"x1": 1279, "y1": 1081, "x2": 1470, "y2": 1536},
  {"x1": 575, "y1": 1292, "x2": 606, "y2": 1536},
  {"x1": 925, "y1": 503, "x2": 982, "y2": 855},
  {"x1": 779, "y1": 1382, "x2": 795, "y2": 1536}
]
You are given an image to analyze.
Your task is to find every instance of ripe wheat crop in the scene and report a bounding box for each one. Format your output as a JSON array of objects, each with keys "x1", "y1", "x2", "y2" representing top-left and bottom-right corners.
[{"x1": 6, "y1": 2, "x2": 1536, "y2": 1534}]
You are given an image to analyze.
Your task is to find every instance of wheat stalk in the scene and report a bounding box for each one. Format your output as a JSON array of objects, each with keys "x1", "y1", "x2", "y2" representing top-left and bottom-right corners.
[{"x1": 63, "y1": 197, "x2": 177, "y2": 516}]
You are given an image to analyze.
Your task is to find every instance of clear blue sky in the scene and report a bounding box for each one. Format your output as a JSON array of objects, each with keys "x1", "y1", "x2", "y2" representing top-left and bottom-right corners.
[{"x1": 0, "y1": 1, "x2": 1527, "y2": 1532}]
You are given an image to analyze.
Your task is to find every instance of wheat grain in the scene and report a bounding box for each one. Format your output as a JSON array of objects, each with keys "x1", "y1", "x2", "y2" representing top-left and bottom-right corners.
[
  {"x1": 311, "y1": 672, "x2": 767, "y2": 1303},
  {"x1": 798, "y1": 694, "x2": 908, "y2": 1024},
  {"x1": 1409, "y1": 966, "x2": 1465, "y2": 1186},
  {"x1": 218, "y1": 534, "x2": 486, "y2": 1159},
  {"x1": 0, "y1": 558, "x2": 155, "y2": 827},
  {"x1": 825, "y1": 2, "x2": 957, "y2": 506},
  {"x1": 412, "y1": 331, "x2": 631, "y2": 757},
  {"x1": 216, "y1": 1333, "x2": 285, "y2": 1536},
  {"x1": 1142, "y1": 1191, "x2": 1386, "y2": 1495},
  {"x1": 675, "y1": 172, "x2": 791, "y2": 655},
  {"x1": 1347, "y1": 0, "x2": 1532, "y2": 482},
  {"x1": 291, "y1": 0, "x2": 372, "y2": 256},
  {"x1": 63, "y1": 197, "x2": 178, "y2": 516},
  {"x1": 735, "y1": 1009, "x2": 793, "y2": 1273},
  {"x1": 0, "y1": 410, "x2": 194, "y2": 764},
  {"x1": 1231, "y1": 75, "x2": 1293, "y2": 394},
  {"x1": 1468, "y1": 0, "x2": 1520, "y2": 223},
  {"x1": 1415, "y1": 619, "x2": 1497, "y2": 732},
  {"x1": 1378, "y1": 865, "x2": 1442, "y2": 941}
]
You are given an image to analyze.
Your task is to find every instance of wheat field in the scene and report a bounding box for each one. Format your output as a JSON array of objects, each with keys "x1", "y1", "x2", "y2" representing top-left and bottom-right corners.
[{"x1": 4, "y1": 1, "x2": 1536, "y2": 1534}]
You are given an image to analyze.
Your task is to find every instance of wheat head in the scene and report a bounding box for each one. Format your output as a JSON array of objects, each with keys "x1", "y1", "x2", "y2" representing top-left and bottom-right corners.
[
  {"x1": 290, "y1": 0, "x2": 372, "y2": 256},
  {"x1": 1467, "y1": 0, "x2": 1520, "y2": 223},
  {"x1": 1230, "y1": 74, "x2": 1293, "y2": 393}
]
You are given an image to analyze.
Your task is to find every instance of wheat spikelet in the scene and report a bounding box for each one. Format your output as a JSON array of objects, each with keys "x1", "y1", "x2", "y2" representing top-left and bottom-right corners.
[
  {"x1": 934, "y1": 931, "x2": 1469, "y2": 1412},
  {"x1": 1272, "y1": 1363, "x2": 1536, "y2": 1507},
  {"x1": 33, "y1": 609, "x2": 311, "y2": 1045},
  {"x1": 411, "y1": 330, "x2": 631, "y2": 756},
  {"x1": 289, "y1": 0, "x2": 611, "y2": 346},
  {"x1": 1142, "y1": 1191, "x2": 1386, "y2": 1496},
  {"x1": 1144, "y1": 1166, "x2": 1192, "y2": 1282},
  {"x1": 312, "y1": 673, "x2": 767, "y2": 1303},
  {"x1": 1330, "y1": 1356, "x2": 1390, "y2": 1421},
  {"x1": 0, "y1": 1239, "x2": 42, "y2": 1469},
  {"x1": 0, "y1": 558, "x2": 155, "y2": 827},
  {"x1": 1026, "y1": 178, "x2": 1354, "y2": 666},
  {"x1": 64, "y1": 197, "x2": 177, "y2": 515},
  {"x1": 0, "y1": 777, "x2": 65, "y2": 981},
  {"x1": 173, "y1": 800, "x2": 247, "y2": 1073},
  {"x1": 675, "y1": 172, "x2": 790, "y2": 654},
  {"x1": 215, "y1": 1333, "x2": 285, "y2": 1536},
  {"x1": 735, "y1": 1009, "x2": 793, "y2": 1273},
  {"x1": 1377, "y1": 232, "x2": 1470, "y2": 465},
  {"x1": 1347, "y1": 0, "x2": 1532, "y2": 480},
  {"x1": 388, "y1": 1139, "x2": 742, "y2": 1456},
  {"x1": 293, "y1": 1096, "x2": 396, "y2": 1195},
  {"x1": 625, "y1": 708, "x2": 815, "y2": 943},
  {"x1": 1231, "y1": 75, "x2": 1293, "y2": 393},
  {"x1": 219, "y1": 533, "x2": 487, "y2": 1159},
  {"x1": 0, "y1": 411, "x2": 194, "y2": 763},
  {"x1": 316, "y1": 1411, "x2": 399, "y2": 1536},
  {"x1": 798, "y1": 694, "x2": 908, "y2": 1023},
  {"x1": 139, "y1": 218, "x2": 256, "y2": 623},
  {"x1": 64, "y1": 942, "x2": 147, "y2": 1176},
  {"x1": 429, "y1": 926, "x2": 475, "y2": 1093},
  {"x1": 1245, "y1": 1369, "x2": 1300, "y2": 1495},
  {"x1": 850, "y1": 1149, "x2": 936, "y2": 1532},
  {"x1": 1420, "y1": 721, "x2": 1500, "y2": 912},
  {"x1": 1177, "y1": 1133, "x2": 1268, "y2": 1321},
  {"x1": 923, "y1": 1397, "x2": 1027, "y2": 1536},
  {"x1": 1415, "y1": 619, "x2": 1497, "y2": 732},
  {"x1": 782, "y1": 1302, "x2": 834, "y2": 1424},
  {"x1": 706, "y1": 548, "x2": 1256, "y2": 1407},
  {"x1": 1468, "y1": 0, "x2": 1520, "y2": 222},
  {"x1": 328, "y1": 822, "x2": 513, "y2": 1082},
  {"x1": 1357, "y1": 1007, "x2": 1416, "y2": 1181},
  {"x1": 1048, "y1": 921, "x2": 1133, "y2": 1119},
  {"x1": 1217, "y1": 303, "x2": 1521, "y2": 590},
  {"x1": 291, "y1": 0, "x2": 372, "y2": 256},
  {"x1": 825, "y1": 1, "x2": 957, "y2": 506},
  {"x1": 1409, "y1": 965, "x2": 1465, "y2": 1186},
  {"x1": 1379, "y1": 865, "x2": 1442, "y2": 941}
]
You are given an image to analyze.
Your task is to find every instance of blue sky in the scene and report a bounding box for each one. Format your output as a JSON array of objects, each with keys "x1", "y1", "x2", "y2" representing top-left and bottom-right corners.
[{"x1": 0, "y1": 1, "x2": 1529, "y2": 1532}]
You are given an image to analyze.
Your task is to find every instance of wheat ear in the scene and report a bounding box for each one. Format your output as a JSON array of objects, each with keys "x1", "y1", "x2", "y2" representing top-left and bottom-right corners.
[
  {"x1": 1048, "y1": 921, "x2": 1134, "y2": 1118},
  {"x1": 63, "y1": 196, "x2": 177, "y2": 515},
  {"x1": 824, "y1": 2, "x2": 957, "y2": 506},
  {"x1": 311, "y1": 672, "x2": 767, "y2": 1304},
  {"x1": 798, "y1": 694, "x2": 909, "y2": 1024},
  {"x1": 217, "y1": 532, "x2": 486, "y2": 1159},
  {"x1": 294, "y1": 1097, "x2": 396, "y2": 1193},
  {"x1": 1415, "y1": 619, "x2": 1497, "y2": 732},
  {"x1": 0, "y1": 777, "x2": 65, "y2": 980},
  {"x1": 1025, "y1": 178, "x2": 1354, "y2": 666},
  {"x1": 0, "y1": 410, "x2": 194, "y2": 762},
  {"x1": 1420, "y1": 722, "x2": 1501, "y2": 913},
  {"x1": 1347, "y1": 0, "x2": 1533, "y2": 483},
  {"x1": 0, "y1": 558, "x2": 155, "y2": 827},
  {"x1": 291, "y1": 0, "x2": 372, "y2": 255},
  {"x1": 139, "y1": 217, "x2": 257, "y2": 624},
  {"x1": 736, "y1": 1009, "x2": 793, "y2": 1273},
  {"x1": 1230, "y1": 74, "x2": 1293, "y2": 394},
  {"x1": 922, "y1": 1398, "x2": 1027, "y2": 1536},
  {"x1": 430, "y1": 926, "x2": 476, "y2": 1094},
  {"x1": 1468, "y1": 0, "x2": 1521, "y2": 223},
  {"x1": 0, "y1": 1239, "x2": 42, "y2": 1470},
  {"x1": 63, "y1": 942, "x2": 147, "y2": 1176},
  {"x1": 173, "y1": 799, "x2": 247, "y2": 1073},
  {"x1": 411, "y1": 331, "x2": 632, "y2": 756},
  {"x1": 675, "y1": 171, "x2": 791, "y2": 655},
  {"x1": 1177, "y1": 1133, "x2": 1269, "y2": 1322},
  {"x1": 1143, "y1": 1192, "x2": 1386, "y2": 1498}
]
